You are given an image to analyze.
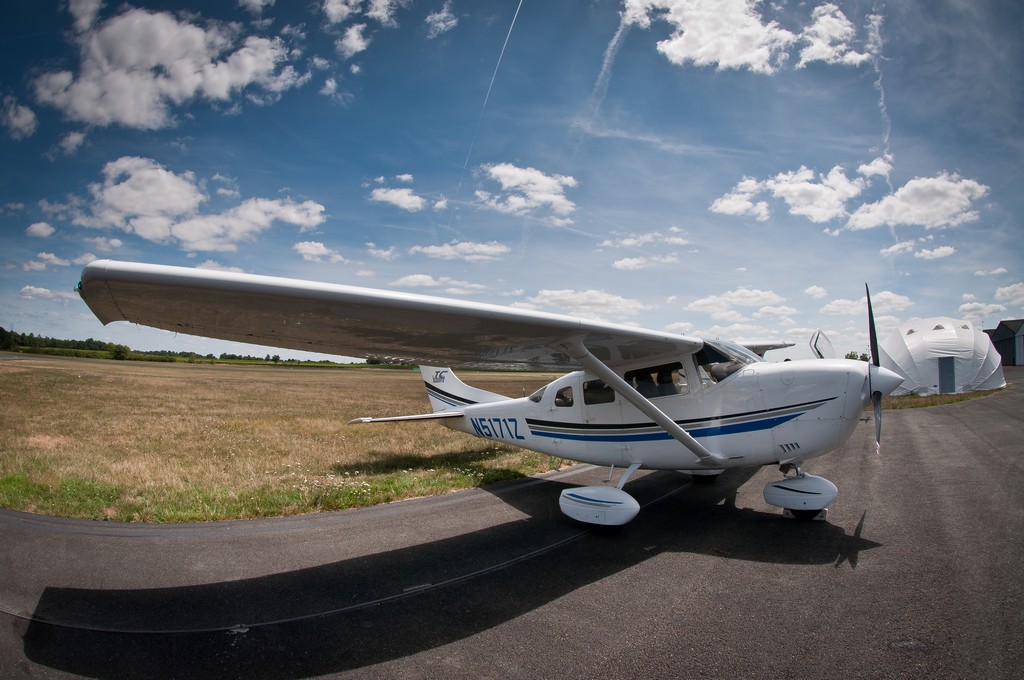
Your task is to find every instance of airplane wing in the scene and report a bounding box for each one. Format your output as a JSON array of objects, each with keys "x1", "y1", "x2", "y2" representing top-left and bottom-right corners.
[{"x1": 78, "y1": 260, "x2": 702, "y2": 370}]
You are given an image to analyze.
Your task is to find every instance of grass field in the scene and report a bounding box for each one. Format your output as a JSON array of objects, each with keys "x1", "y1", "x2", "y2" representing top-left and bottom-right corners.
[{"x1": 0, "y1": 355, "x2": 562, "y2": 522}]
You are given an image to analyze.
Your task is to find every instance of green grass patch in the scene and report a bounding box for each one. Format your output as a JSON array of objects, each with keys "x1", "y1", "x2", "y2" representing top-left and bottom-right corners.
[{"x1": 0, "y1": 473, "x2": 123, "y2": 519}]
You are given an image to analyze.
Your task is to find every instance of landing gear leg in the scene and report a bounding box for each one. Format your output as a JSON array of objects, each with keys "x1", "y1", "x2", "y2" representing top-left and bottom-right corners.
[{"x1": 615, "y1": 462, "x2": 642, "y2": 490}]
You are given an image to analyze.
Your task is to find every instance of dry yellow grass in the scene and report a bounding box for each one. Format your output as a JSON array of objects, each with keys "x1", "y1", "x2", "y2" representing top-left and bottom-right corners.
[{"x1": 0, "y1": 356, "x2": 562, "y2": 521}]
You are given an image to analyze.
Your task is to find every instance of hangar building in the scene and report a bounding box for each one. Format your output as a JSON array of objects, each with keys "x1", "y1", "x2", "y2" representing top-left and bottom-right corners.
[
  {"x1": 988, "y1": 319, "x2": 1023, "y2": 366},
  {"x1": 879, "y1": 317, "x2": 1006, "y2": 396}
]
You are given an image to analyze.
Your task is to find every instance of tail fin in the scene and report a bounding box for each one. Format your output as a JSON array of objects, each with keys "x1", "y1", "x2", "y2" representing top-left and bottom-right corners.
[{"x1": 420, "y1": 366, "x2": 509, "y2": 412}]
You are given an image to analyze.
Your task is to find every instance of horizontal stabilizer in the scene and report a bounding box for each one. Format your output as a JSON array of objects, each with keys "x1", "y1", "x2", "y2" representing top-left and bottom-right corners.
[{"x1": 348, "y1": 412, "x2": 464, "y2": 425}]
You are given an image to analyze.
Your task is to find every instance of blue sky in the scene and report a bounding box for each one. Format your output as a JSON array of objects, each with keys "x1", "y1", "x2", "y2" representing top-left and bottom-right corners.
[{"x1": 1, "y1": 0, "x2": 1021, "y2": 361}]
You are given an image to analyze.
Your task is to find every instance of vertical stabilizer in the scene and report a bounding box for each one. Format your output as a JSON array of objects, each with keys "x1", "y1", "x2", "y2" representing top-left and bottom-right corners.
[{"x1": 420, "y1": 366, "x2": 509, "y2": 412}]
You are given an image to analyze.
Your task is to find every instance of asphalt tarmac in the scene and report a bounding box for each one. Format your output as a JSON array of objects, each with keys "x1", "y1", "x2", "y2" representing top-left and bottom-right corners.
[{"x1": 1, "y1": 367, "x2": 1021, "y2": 679}]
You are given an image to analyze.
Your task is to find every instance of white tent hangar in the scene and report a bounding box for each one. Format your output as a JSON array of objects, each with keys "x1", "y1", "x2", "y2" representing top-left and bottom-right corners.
[{"x1": 879, "y1": 317, "x2": 1006, "y2": 396}]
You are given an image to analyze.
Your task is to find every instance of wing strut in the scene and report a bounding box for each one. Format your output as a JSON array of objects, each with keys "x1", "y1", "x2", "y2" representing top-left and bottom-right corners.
[{"x1": 559, "y1": 339, "x2": 730, "y2": 468}]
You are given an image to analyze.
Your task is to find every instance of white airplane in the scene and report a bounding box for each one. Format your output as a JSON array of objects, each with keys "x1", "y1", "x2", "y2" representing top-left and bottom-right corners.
[{"x1": 77, "y1": 260, "x2": 903, "y2": 526}]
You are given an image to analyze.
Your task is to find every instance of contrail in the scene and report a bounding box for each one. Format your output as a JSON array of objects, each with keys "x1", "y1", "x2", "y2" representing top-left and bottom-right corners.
[
  {"x1": 447, "y1": 0, "x2": 525, "y2": 231},
  {"x1": 866, "y1": 12, "x2": 893, "y2": 193},
  {"x1": 461, "y1": 0, "x2": 525, "y2": 173},
  {"x1": 581, "y1": 13, "x2": 632, "y2": 127},
  {"x1": 864, "y1": 10, "x2": 902, "y2": 254}
]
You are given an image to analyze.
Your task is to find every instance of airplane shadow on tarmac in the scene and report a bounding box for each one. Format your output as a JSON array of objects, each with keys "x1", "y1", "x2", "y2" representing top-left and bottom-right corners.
[{"x1": 23, "y1": 468, "x2": 880, "y2": 679}]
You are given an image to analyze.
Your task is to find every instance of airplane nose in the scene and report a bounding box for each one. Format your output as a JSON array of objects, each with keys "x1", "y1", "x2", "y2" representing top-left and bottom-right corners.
[{"x1": 871, "y1": 364, "x2": 904, "y2": 396}]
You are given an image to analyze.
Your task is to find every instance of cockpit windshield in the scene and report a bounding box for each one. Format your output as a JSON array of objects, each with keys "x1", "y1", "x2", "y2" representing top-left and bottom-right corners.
[{"x1": 696, "y1": 339, "x2": 761, "y2": 383}]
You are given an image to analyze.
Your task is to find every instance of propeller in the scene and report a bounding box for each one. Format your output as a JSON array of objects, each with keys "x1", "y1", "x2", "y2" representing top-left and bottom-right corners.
[{"x1": 865, "y1": 283, "x2": 883, "y2": 454}]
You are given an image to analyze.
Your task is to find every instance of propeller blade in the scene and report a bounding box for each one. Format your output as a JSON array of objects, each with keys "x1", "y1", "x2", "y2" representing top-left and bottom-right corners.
[
  {"x1": 865, "y1": 283, "x2": 880, "y2": 367},
  {"x1": 873, "y1": 390, "x2": 883, "y2": 455},
  {"x1": 866, "y1": 284, "x2": 882, "y2": 453}
]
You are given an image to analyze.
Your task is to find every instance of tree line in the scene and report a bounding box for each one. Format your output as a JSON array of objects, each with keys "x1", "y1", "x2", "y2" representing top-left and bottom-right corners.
[{"x1": 0, "y1": 327, "x2": 326, "y2": 364}]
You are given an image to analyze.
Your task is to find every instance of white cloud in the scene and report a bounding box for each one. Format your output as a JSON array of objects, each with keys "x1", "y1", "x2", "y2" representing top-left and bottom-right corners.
[
  {"x1": 880, "y1": 240, "x2": 915, "y2": 257},
  {"x1": 322, "y1": 0, "x2": 362, "y2": 24},
  {"x1": 796, "y1": 4, "x2": 872, "y2": 68},
  {"x1": 57, "y1": 131, "x2": 87, "y2": 155},
  {"x1": 715, "y1": 165, "x2": 866, "y2": 224},
  {"x1": 20, "y1": 285, "x2": 77, "y2": 301},
  {"x1": 337, "y1": 24, "x2": 371, "y2": 59},
  {"x1": 366, "y1": 242, "x2": 397, "y2": 260},
  {"x1": 709, "y1": 177, "x2": 770, "y2": 221},
  {"x1": 426, "y1": 1, "x2": 458, "y2": 39},
  {"x1": 195, "y1": 260, "x2": 245, "y2": 272},
  {"x1": 974, "y1": 267, "x2": 1007, "y2": 277},
  {"x1": 600, "y1": 228, "x2": 689, "y2": 248},
  {"x1": 409, "y1": 241, "x2": 511, "y2": 262},
  {"x1": 391, "y1": 274, "x2": 438, "y2": 288},
  {"x1": 26, "y1": 222, "x2": 55, "y2": 238},
  {"x1": 755, "y1": 305, "x2": 798, "y2": 317},
  {"x1": 847, "y1": 173, "x2": 989, "y2": 230},
  {"x1": 84, "y1": 236, "x2": 124, "y2": 251},
  {"x1": 764, "y1": 165, "x2": 865, "y2": 223},
  {"x1": 914, "y1": 246, "x2": 955, "y2": 260},
  {"x1": 390, "y1": 274, "x2": 486, "y2": 295},
  {"x1": 369, "y1": 187, "x2": 425, "y2": 212},
  {"x1": 475, "y1": 163, "x2": 577, "y2": 225},
  {"x1": 612, "y1": 257, "x2": 649, "y2": 271},
  {"x1": 612, "y1": 254, "x2": 679, "y2": 270},
  {"x1": 804, "y1": 285, "x2": 827, "y2": 299},
  {"x1": 395, "y1": 173, "x2": 414, "y2": 183},
  {"x1": 238, "y1": 0, "x2": 276, "y2": 15},
  {"x1": 294, "y1": 241, "x2": 348, "y2": 263},
  {"x1": 68, "y1": 0, "x2": 103, "y2": 32},
  {"x1": 995, "y1": 282, "x2": 1024, "y2": 309},
  {"x1": 857, "y1": 155, "x2": 893, "y2": 179},
  {"x1": 367, "y1": 0, "x2": 408, "y2": 27},
  {"x1": 821, "y1": 290, "x2": 912, "y2": 315},
  {"x1": 958, "y1": 301, "x2": 1006, "y2": 321},
  {"x1": 685, "y1": 288, "x2": 785, "y2": 321},
  {"x1": 3, "y1": 95, "x2": 38, "y2": 140},
  {"x1": 624, "y1": 0, "x2": 797, "y2": 75},
  {"x1": 171, "y1": 198, "x2": 325, "y2": 251},
  {"x1": 33, "y1": 7, "x2": 307, "y2": 129},
  {"x1": 79, "y1": 156, "x2": 205, "y2": 239},
  {"x1": 525, "y1": 289, "x2": 652, "y2": 320},
  {"x1": 35, "y1": 252, "x2": 71, "y2": 267},
  {"x1": 320, "y1": 78, "x2": 338, "y2": 96},
  {"x1": 74, "y1": 156, "x2": 324, "y2": 251},
  {"x1": 432, "y1": 197, "x2": 448, "y2": 211}
]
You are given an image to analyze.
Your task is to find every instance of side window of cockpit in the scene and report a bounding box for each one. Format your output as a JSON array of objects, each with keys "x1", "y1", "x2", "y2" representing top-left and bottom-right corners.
[
  {"x1": 554, "y1": 386, "x2": 574, "y2": 407},
  {"x1": 696, "y1": 342, "x2": 753, "y2": 384},
  {"x1": 583, "y1": 380, "x2": 615, "y2": 405},
  {"x1": 660, "y1": 366, "x2": 688, "y2": 396},
  {"x1": 627, "y1": 362, "x2": 687, "y2": 397}
]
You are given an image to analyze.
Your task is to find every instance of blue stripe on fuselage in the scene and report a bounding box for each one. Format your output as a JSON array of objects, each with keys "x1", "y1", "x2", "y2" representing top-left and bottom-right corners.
[{"x1": 529, "y1": 412, "x2": 802, "y2": 443}]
